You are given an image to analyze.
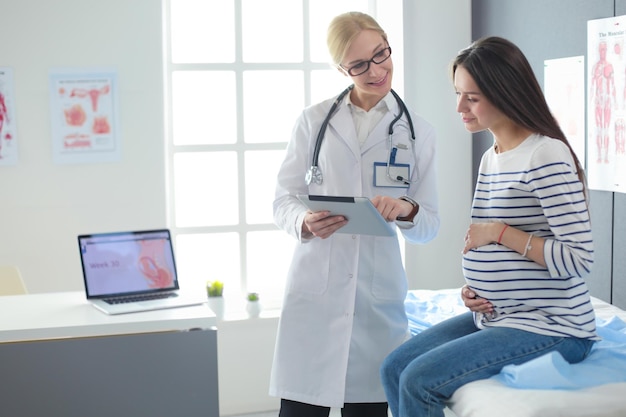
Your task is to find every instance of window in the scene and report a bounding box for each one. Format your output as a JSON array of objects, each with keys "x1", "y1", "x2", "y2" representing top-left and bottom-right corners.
[{"x1": 164, "y1": 0, "x2": 403, "y2": 310}]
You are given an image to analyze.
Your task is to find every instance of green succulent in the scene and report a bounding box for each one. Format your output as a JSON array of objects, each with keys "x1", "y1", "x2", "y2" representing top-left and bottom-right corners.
[
  {"x1": 247, "y1": 292, "x2": 259, "y2": 301},
  {"x1": 206, "y1": 280, "x2": 224, "y2": 297}
]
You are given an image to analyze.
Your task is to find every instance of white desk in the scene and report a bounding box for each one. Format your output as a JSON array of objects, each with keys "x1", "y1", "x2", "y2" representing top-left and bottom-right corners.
[
  {"x1": 0, "y1": 291, "x2": 216, "y2": 342},
  {"x1": 0, "y1": 291, "x2": 219, "y2": 417}
]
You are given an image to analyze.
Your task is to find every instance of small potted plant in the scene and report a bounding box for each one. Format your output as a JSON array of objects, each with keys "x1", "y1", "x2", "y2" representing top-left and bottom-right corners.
[
  {"x1": 206, "y1": 280, "x2": 224, "y2": 319},
  {"x1": 206, "y1": 280, "x2": 224, "y2": 297},
  {"x1": 246, "y1": 292, "x2": 261, "y2": 318}
]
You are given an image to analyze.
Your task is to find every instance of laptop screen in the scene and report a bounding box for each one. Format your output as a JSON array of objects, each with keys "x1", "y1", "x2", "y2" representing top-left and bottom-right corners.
[{"x1": 78, "y1": 229, "x2": 180, "y2": 299}]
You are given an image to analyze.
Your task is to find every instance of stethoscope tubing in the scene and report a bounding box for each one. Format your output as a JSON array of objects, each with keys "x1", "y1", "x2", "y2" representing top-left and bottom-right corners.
[
  {"x1": 311, "y1": 85, "x2": 354, "y2": 168},
  {"x1": 389, "y1": 89, "x2": 415, "y2": 140}
]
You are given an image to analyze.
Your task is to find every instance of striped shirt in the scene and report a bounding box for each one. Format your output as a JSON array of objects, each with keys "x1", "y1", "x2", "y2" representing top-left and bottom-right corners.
[{"x1": 462, "y1": 134, "x2": 597, "y2": 339}]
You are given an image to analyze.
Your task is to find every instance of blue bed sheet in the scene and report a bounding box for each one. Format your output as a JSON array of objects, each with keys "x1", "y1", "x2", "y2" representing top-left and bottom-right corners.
[
  {"x1": 405, "y1": 289, "x2": 626, "y2": 390},
  {"x1": 405, "y1": 288, "x2": 469, "y2": 335},
  {"x1": 493, "y1": 316, "x2": 626, "y2": 389}
]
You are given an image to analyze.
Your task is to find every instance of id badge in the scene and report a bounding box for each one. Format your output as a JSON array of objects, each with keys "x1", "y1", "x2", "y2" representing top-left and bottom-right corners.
[{"x1": 374, "y1": 162, "x2": 410, "y2": 188}]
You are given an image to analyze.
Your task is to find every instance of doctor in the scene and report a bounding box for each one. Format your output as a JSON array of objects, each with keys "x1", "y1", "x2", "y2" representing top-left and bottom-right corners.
[{"x1": 271, "y1": 11, "x2": 440, "y2": 417}]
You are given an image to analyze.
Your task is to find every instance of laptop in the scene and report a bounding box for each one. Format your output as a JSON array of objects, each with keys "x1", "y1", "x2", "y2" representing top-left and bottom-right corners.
[{"x1": 78, "y1": 229, "x2": 206, "y2": 315}]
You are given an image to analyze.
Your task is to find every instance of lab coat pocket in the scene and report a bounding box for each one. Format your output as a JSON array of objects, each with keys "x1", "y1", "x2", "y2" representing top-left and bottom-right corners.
[
  {"x1": 287, "y1": 241, "x2": 331, "y2": 295},
  {"x1": 370, "y1": 240, "x2": 407, "y2": 301}
]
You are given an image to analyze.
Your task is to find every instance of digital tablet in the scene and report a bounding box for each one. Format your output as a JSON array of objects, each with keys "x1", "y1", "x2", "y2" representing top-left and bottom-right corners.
[{"x1": 297, "y1": 195, "x2": 395, "y2": 236}]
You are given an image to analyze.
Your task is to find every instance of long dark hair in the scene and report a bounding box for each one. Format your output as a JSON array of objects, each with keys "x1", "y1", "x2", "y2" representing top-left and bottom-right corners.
[{"x1": 451, "y1": 36, "x2": 587, "y2": 192}]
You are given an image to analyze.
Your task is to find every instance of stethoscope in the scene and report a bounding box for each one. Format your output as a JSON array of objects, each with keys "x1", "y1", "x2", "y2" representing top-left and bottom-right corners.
[{"x1": 305, "y1": 84, "x2": 416, "y2": 185}]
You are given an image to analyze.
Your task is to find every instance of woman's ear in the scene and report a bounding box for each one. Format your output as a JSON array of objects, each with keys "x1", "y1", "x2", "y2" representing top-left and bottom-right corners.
[{"x1": 336, "y1": 66, "x2": 349, "y2": 77}]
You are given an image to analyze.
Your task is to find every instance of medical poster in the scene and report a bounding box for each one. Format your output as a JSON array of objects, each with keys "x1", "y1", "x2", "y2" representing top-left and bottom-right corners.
[
  {"x1": 0, "y1": 67, "x2": 18, "y2": 166},
  {"x1": 587, "y1": 16, "x2": 626, "y2": 193},
  {"x1": 544, "y1": 56, "x2": 586, "y2": 167},
  {"x1": 49, "y1": 69, "x2": 121, "y2": 164}
]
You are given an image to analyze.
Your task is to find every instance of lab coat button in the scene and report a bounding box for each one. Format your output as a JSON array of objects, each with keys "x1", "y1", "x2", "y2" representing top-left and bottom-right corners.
[{"x1": 348, "y1": 274, "x2": 353, "y2": 279}]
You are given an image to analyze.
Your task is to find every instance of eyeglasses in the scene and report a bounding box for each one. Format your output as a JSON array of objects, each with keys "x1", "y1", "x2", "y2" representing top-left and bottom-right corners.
[{"x1": 341, "y1": 47, "x2": 392, "y2": 76}]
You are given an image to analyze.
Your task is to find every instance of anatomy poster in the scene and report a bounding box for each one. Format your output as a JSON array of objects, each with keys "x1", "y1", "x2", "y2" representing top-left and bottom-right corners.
[
  {"x1": 49, "y1": 69, "x2": 120, "y2": 164},
  {"x1": 544, "y1": 56, "x2": 586, "y2": 167},
  {"x1": 0, "y1": 67, "x2": 18, "y2": 166},
  {"x1": 587, "y1": 16, "x2": 626, "y2": 193}
]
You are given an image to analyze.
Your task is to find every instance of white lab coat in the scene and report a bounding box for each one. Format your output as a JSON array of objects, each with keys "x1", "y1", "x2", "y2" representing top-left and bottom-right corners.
[{"x1": 270, "y1": 91, "x2": 439, "y2": 407}]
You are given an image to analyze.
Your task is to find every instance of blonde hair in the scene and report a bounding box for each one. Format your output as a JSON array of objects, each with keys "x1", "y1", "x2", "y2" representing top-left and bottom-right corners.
[{"x1": 326, "y1": 11, "x2": 387, "y2": 66}]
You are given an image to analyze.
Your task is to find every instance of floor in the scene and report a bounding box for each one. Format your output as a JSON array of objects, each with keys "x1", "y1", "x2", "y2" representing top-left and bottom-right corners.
[
  {"x1": 231, "y1": 411, "x2": 341, "y2": 417},
  {"x1": 231, "y1": 407, "x2": 457, "y2": 417}
]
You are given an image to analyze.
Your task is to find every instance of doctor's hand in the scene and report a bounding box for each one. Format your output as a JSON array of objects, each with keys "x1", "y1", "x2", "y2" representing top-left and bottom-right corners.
[
  {"x1": 461, "y1": 285, "x2": 493, "y2": 315},
  {"x1": 371, "y1": 195, "x2": 414, "y2": 221},
  {"x1": 302, "y1": 210, "x2": 348, "y2": 240}
]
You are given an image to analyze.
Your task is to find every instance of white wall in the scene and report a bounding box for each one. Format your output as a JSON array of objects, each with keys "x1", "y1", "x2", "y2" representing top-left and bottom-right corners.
[
  {"x1": 403, "y1": 0, "x2": 473, "y2": 291},
  {"x1": 0, "y1": 0, "x2": 471, "y2": 415},
  {"x1": 0, "y1": 0, "x2": 167, "y2": 293},
  {"x1": 217, "y1": 316, "x2": 281, "y2": 415}
]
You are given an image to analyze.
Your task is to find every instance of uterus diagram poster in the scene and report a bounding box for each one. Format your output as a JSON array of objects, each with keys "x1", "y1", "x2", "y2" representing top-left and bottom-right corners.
[
  {"x1": 587, "y1": 16, "x2": 626, "y2": 193},
  {"x1": 49, "y1": 69, "x2": 121, "y2": 164},
  {"x1": 0, "y1": 67, "x2": 19, "y2": 166}
]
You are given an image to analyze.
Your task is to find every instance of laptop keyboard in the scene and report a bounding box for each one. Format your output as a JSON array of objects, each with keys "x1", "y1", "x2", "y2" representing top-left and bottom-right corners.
[{"x1": 104, "y1": 292, "x2": 178, "y2": 305}]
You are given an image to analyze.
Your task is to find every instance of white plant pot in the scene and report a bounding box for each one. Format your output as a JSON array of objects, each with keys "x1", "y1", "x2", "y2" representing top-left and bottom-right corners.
[
  {"x1": 207, "y1": 297, "x2": 224, "y2": 320},
  {"x1": 246, "y1": 300, "x2": 262, "y2": 318}
]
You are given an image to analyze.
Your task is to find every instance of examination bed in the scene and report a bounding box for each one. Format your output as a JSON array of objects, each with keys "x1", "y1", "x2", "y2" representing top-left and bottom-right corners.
[{"x1": 404, "y1": 288, "x2": 626, "y2": 417}]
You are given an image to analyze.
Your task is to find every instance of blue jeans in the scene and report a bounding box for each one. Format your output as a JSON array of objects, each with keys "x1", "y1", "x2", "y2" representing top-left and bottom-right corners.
[{"x1": 380, "y1": 312, "x2": 595, "y2": 417}]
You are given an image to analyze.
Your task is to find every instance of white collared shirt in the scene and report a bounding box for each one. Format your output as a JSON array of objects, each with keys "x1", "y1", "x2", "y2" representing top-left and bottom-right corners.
[{"x1": 345, "y1": 94, "x2": 389, "y2": 144}]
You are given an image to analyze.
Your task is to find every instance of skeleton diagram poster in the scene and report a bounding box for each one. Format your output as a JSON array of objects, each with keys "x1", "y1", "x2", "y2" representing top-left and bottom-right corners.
[
  {"x1": 587, "y1": 16, "x2": 626, "y2": 193},
  {"x1": 0, "y1": 67, "x2": 18, "y2": 166},
  {"x1": 49, "y1": 69, "x2": 120, "y2": 164}
]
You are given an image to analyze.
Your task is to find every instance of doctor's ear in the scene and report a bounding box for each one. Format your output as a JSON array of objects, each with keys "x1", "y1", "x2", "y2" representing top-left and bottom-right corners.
[{"x1": 336, "y1": 65, "x2": 349, "y2": 77}]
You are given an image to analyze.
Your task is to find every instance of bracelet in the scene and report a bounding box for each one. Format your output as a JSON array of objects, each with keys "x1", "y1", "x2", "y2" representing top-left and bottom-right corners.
[
  {"x1": 497, "y1": 224, "x2": 509, "y2": 244},
  {"x1": 522, "y1": 234, "x2": 533, "y2": 257}
]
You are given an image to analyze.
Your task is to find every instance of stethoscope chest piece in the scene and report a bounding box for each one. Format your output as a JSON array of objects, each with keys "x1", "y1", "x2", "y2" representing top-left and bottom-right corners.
[{"x1": 305, "y1": 166, "x2": 323, "y2": 185}]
